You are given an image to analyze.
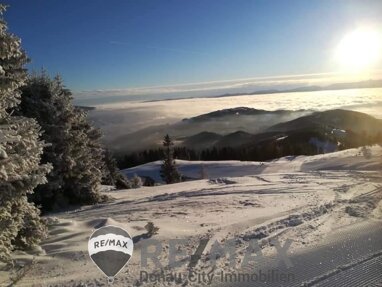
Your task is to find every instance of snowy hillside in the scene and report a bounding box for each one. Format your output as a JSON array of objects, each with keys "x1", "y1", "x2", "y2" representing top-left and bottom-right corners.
[{"x1": 122, "y1": 145, "x2": 382, "y2": 183}]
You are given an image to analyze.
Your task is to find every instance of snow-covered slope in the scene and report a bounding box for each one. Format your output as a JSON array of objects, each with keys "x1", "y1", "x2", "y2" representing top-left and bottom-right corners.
[
  {"x1": 4, "y1": 145, "x2": 381, "y2": 286},
  {"x1": 122, "y1": 145, "x2": 382, "y2": 182}
]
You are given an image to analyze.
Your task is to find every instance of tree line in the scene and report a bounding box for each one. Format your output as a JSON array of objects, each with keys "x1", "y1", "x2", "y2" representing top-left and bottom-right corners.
[
  {"x1": 118, "y1": 142, "x2": 317, "y2": 169},
  {"x1": 118, "y1": 129, "x2": 382, "y2": 169}
]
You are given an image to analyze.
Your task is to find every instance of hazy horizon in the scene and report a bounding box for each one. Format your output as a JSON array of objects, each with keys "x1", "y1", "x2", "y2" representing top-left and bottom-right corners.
[{"x1": 73, "y1": 73, "x2": 382, "y2": 106}]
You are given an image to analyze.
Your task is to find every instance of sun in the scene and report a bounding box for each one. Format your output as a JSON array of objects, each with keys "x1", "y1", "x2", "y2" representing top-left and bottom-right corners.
[{"x1": 335, "y1": 27, "x2": 382, "y2": 72}]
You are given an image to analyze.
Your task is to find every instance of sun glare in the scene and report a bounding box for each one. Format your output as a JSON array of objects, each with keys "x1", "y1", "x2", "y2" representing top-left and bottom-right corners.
[{"x1": 335, "y1": 27, "x2": 382, "y2": 72}]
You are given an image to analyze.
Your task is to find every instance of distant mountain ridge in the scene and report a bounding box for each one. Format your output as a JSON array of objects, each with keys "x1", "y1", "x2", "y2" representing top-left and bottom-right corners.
[
  {"x1": 213, "y1": 79, "x2": 382, "y2": 99},
  {"x1": 181, "y1": 131, "x2": 222, "y2": 149},
  {"x1": 111, "y1": 107, "x2": 310, "y2": 153},
  {"x1": 179, "y1": 109, "x2": 382, "y2": 151},
  {"x1": 267, "y1": 109, "x2": 382, "y2": 133},
  {"x1": 142, "y1": 79, "x2": 382, "y2": 103},
  {"x1": 182, "y1": 107, "x2": 298, "y2": 122}
]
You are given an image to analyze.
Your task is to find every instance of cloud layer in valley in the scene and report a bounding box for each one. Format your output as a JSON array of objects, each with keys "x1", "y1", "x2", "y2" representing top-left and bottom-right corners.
[{"x1": 87, "y1": 87, "x2": 382, "y2": 149}]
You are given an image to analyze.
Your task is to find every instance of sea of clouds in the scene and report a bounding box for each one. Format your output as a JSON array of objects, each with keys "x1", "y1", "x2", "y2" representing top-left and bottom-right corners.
[{"x1": 86, "y1": 87, "x2": 382, "y2": 141}]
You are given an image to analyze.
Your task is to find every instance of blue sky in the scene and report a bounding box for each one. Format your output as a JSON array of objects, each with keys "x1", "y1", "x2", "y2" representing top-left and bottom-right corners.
[{"x1": 4, "y1": 0, "x2": 382, "y2": 94}]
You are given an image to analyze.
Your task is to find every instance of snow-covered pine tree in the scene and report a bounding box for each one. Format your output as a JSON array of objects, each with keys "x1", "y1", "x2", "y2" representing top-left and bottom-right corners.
[
  {"x1": 102, "y1": 149, "x2": 131, "y2": 189},
  {"x1": 63, "y1": 106, "x2": 104, "y2": 204},
  {"x1": 131, "y1": 174, "x2": 143, "y2": 188},
  {"x1": 19, "y1": 74, "x2": 103, "y2": 211},
  {"x1": 18, "y1": 74, "x2": 67, "y2": 210},
  {"x1": 160, "y1": 134, "x2": 181, "y2": 184},
  {"x1": 0, "y1": 5, "x2": 51, "y2": 262}
]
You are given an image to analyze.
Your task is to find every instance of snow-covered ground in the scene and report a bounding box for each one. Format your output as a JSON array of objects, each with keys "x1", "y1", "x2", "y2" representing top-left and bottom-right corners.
[
  {"x1": 1, "y1": 146, "x2": 381, "y2": 286},
  {"x1": 123, "y1": 146, "x2": 382, "y2": 182}
]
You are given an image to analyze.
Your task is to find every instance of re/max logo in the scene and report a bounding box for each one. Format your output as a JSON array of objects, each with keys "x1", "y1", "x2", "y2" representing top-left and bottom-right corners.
[{"x1": 93, "y1": 239, "x2": 130, "y2": 249}]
